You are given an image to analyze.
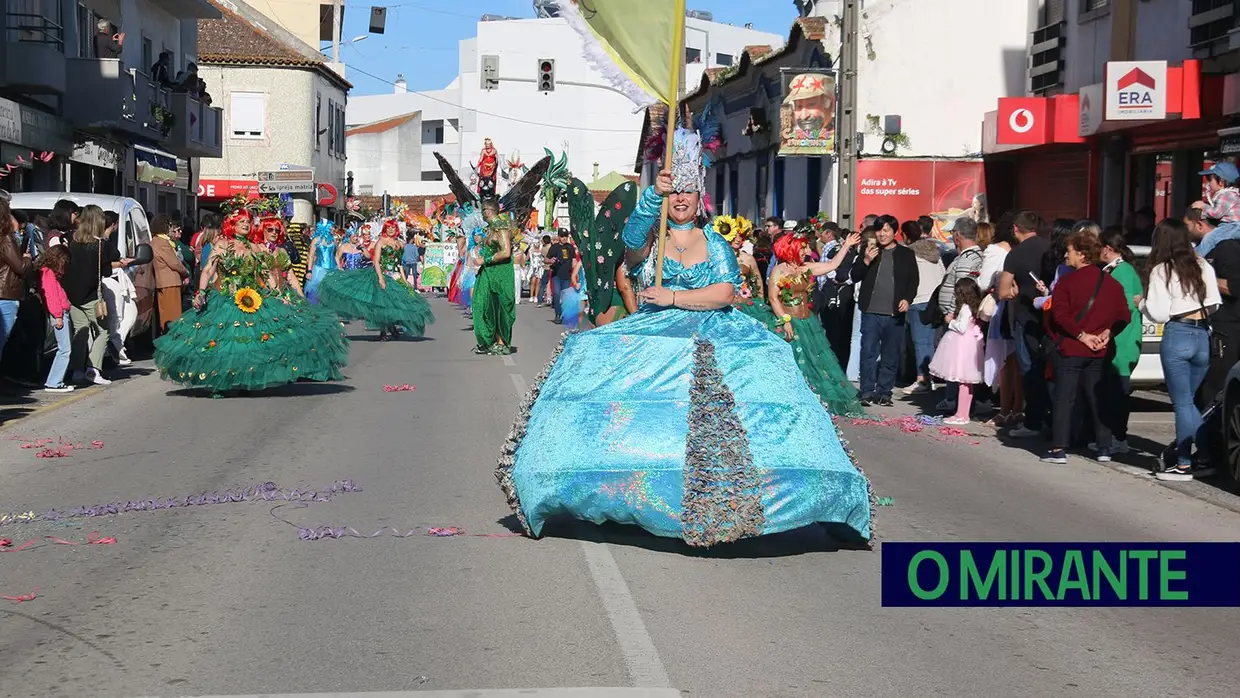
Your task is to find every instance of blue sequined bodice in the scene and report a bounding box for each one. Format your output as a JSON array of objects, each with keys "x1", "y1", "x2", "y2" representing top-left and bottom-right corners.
[
  {"x1": 341, "y1": 252, "x2": 367, "y2": 270},
  {"x1": 313, "y1": 238, "x2": 338, "y2": 270},
  {"x1": 621, "y1": 186, "x2": 741, "y2": 294}
]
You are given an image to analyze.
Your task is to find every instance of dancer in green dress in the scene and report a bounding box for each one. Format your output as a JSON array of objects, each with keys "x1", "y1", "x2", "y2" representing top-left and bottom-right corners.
[
  {"x1": 316, "y1": 219, "x2": 435, "y2": 340},
  {"x1": 472, "y1": 208, "x2": 517, "y2": 355},
  {"x1": 768, "y1": 228, "x2": 866, "y2": 417},
  {"x1": 713, "y1": 214, "x2": 779, "y2": 330},
  {"x1": 153, "y1": 210, "x2": 349, "y2": 396}
]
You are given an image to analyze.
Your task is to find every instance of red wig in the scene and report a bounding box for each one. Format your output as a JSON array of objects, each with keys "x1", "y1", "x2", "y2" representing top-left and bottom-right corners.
[
  {"x1": 253, "y1": 216, "x2": 286, "y2": 245},
  {"x1": 381, "y1": 219, "x2": 401, "y2": 238},
  {"x1": 220, "y1": 210, "x2": 251, "y2": 239},
  {"x1": 773, "y1": 233, "x2": 810, "y2": 265}
]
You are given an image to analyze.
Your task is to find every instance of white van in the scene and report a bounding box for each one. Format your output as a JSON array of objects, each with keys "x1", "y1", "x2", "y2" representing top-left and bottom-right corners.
[{"x1": 8, "y1": 193, "x2": 158, "y2": 340}]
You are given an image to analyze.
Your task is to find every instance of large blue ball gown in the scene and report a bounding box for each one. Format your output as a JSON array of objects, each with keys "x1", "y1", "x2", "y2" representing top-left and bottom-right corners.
[{"x1": 496, "y1": 186, "x2": 874, "y2": 547}]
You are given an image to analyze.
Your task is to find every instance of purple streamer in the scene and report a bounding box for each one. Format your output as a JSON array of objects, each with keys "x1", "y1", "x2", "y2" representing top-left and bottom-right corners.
[
  {"x1": 269, "y1": 506, "x2": 479, "y2": 541},
  {"x1": 1, "y1": 480, "x2": 361, "y2": 530}
]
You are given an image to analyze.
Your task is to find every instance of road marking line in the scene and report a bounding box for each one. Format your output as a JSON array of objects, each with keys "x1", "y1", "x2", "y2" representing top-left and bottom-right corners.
[
  {"x1": 166, "y1": 689, "x2": 683, "y2": 697},
  {"x1": 580, "y1": 540, "x2": 672, "y2": 688},
  {"x1": 0, "y1": 385, "x2": 105, "y2": 432},
  {"x1": 502, "y1": 355, "x2": 516, "y2": 367},
  {"x1": 507, "y1": 370, "x2": 670, "y2": 689}
]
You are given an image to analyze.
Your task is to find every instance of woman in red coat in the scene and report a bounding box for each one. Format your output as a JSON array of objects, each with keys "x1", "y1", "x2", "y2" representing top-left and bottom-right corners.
[{"x1": 1041, "y1": 228, "x2": 1132, "y2": 465}]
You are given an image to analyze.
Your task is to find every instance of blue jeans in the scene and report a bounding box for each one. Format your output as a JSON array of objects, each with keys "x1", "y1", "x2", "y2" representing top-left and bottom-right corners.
[
  {"x1": 907, "y1": 302, "x2": 937, "y2": 379},
  {"x1": 0, "y1": 299, "x2": 18, "y2": 362},
  {"x1": 1161, "y1": 322, "x2": 1211, "y2": 465},
  {"x1": 551, "y1": 277, "x2": 568, "y2": 318},
  {"x1": 45, "y1": 314, "x2": 71, "y2": 388},
  {"x1": 859, "y1": 312, "x2": 904, "y2": 399}
]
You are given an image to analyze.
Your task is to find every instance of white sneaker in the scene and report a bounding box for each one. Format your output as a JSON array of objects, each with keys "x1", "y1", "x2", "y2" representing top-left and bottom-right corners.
[
  {"x1": 1089, "y1": 440, "x2": 1129, "y2": 455},
  {"x1": 904, "y1": 382, "x2": 932, "y2": 395},
  {"x1": 43, "y1": 384, "x2": 75, "y2": 393},
  {"x1": 85, "y1": 368, "x2": 112, "y2": 386},
  {"x1": 1009, "y1": 426, "x2": 1041, "y2": 438}
]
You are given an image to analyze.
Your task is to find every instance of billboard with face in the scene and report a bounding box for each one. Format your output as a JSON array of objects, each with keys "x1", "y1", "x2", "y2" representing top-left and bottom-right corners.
[{"x1": 779, "y1": 69, "x2": 836, "y2": 157}]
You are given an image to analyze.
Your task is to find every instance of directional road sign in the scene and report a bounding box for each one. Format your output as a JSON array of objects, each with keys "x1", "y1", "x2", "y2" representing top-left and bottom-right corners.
[
  {"x1": 257, "y1": 169, "x2": 314, "y2": 182},
  {"x1": 257, "y1": 181, "x2": 315, "y2": 194}
]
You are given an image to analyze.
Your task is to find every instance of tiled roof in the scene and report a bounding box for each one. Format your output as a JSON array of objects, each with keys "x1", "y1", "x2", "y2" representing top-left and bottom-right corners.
[
  {"x1": 346, "y1": 112, "x2": 419, "y2": 136},
  {"x1": 198, "y1": 1, "x2": 351, "y2": 90},
  {"x1": 704, "y1": 67, "x2": 727, "y2": 83},
  {"x1": 743, "y1": 45, "x2": 773, "y2": 61}
]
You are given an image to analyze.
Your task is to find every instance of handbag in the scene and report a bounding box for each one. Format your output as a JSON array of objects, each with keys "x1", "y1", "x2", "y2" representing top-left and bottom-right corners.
[
  {"x1": 978, "y1": 292, "x2": 997, "y2": 322},
  {"x1": 94, "y1": 242, "x2": 108, "y2": 320}
]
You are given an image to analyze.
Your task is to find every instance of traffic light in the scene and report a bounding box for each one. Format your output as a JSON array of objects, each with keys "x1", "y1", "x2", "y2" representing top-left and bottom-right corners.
[{"x1": 537, "y1": 59, "x2": 555, "y2": 92}]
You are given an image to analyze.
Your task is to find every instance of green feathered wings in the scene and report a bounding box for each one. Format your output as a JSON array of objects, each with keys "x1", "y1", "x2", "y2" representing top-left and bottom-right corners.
[{"x1": 566, "y1": 179, "x2": 638, "y2": 323}]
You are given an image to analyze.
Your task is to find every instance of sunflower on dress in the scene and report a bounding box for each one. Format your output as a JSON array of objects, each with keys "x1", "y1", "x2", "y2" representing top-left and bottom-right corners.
[
  {"x1": 153, "y1": 244, "x2": 350, "y2": 396},
  {"x1": 316, "y1": 218, "x2": 435, "y2": 340}
]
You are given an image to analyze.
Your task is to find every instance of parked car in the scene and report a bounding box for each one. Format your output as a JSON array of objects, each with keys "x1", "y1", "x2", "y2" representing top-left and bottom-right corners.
[
  {"x1": 1127, "y1": 245, "x2": 1165, "y2": 388},
  {"x1": 8, "y1": 193, "x2": 158, "y2": 341}
]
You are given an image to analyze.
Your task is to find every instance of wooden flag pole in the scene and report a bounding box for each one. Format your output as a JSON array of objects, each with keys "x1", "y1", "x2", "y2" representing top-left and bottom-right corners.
[{"x1": 654, "y1": 4, "x2": 686, "y2": 289}]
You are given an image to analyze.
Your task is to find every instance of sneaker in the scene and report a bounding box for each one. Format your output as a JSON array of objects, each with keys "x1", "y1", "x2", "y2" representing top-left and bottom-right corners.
[
  {"x1": 471, "y1": 346, "x2": 490, "y2": 355},
  {"x1": 1090, "y1": 439, "x2": 1130, "y2": 455},
  {"x1": 1040, "y1": 449, "x2": 1068, "y2": 465},
  {"x1": 943, "y1": 415, "x2": 970, "y2": 425},
  {"x1": 1009, "y1": 426, "x2": 1042, "y2": 438},
  {"x1": 1095, "y1": 449, "x2": 1113, "y2": 463},
  {"x1": 876, "y1": 396, "x2": 894, "y2": 407},
  {"x1": 1155, "y1": 464, "x2": 1193, "y2": 481},
  {"x1": 117, "y1": 348, "x2": 133, "y2": 366},
  {"x1": 935, "y1": 398, "x2": 957, "y2": 413},
  {"x1": 859, "y1": 394, "x2": 875, "y2": 407},
  {"x1": 43, "y1": 384, "x2": 75, "y2": 393},
  {"x1": 903, "y1": 382, "x2": 932, "y2": 395},
  {"x1": 85, "y1": 368, "x2": 112, "y2": 386}
]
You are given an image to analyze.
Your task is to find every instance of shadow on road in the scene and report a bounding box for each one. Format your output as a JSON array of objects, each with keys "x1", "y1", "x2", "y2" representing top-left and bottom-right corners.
[
  {"x1": 498, "y1": 514, "x2": 871, "y2": 558},
  {"x1": 165, "y1": 383, "x2": 357, "y2": 399}
]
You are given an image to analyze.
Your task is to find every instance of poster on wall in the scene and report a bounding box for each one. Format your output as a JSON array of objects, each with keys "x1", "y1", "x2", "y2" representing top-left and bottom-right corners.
[
  {"x1": 778, "y1": 68, "x2": 836, "y2": 157},
  {"x1": 855, "y1": 160, "x2": 985, "y2": 243}
]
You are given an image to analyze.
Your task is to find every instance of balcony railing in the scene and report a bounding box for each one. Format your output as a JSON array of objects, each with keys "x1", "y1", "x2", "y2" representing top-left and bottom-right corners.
[
  {"x1": 5, "y1": 7, "x2": 67, "y2": 94},
  {"x1": 166, "y1": 91, "x2": 222, "y2": 158},
  {"x1": 5, "y1": 10, "x2": 64, "y2": 50},
  {"x1": 64, "y1": 58, "x2": 171, "y2": 140},
  {"x1": 1189, "y1": 0, "x2": 1237, "y2": 48},
  {"x1": 1029, "y1": 21, "x2": 1066, "y2": 95}
]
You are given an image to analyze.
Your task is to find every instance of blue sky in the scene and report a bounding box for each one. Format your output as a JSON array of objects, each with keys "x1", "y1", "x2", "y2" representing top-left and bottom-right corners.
[{"x1": 324, "y1": 1, "x2": 799, "y2": 96}]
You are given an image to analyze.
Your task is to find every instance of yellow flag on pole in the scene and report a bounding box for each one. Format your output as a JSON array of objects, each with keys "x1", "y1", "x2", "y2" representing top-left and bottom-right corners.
[{"x1": 555, "y1": 0, "x2": 687, "y2": 108}]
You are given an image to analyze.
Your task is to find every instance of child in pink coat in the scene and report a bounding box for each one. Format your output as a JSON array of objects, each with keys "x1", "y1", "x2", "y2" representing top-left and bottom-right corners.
[{"x1": 38, "y1": 246, "x2": 74, "y2": 392}]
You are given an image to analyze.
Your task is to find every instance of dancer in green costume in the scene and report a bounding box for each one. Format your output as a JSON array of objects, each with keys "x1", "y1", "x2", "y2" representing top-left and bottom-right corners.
[
  {"x1": 564, "y1": 178, "x2": 639, "y2": 327},
  {"x1": 768, "y1": 228, "x2": 867, "y2": 417},
  {"x1": 316, "y1": 219, "x2": 434, "y2": 340},
  {"x1": 154, "y1": 210, "x2": 349, "y2": 396},
  {"x1": 713, "y1": 214, "x2": 779, "y2": 330},
  {"x1": 472, "y1": 208, "x2": 517, "y2": 354}
]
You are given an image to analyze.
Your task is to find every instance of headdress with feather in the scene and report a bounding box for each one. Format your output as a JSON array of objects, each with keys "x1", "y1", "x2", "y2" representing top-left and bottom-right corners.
[
  {"x1": 434, "y1": 150, "x2": 551, "y2": 230},
  {"x1": 643, "y1": 96, "x2": 724, "y2": 217},
  {"x1": 314, "y1": 219, "x2": 335, "y2": 242}
]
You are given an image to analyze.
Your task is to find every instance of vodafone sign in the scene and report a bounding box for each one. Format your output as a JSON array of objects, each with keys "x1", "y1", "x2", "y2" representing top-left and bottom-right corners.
[{"x1": 996, "y1": 98, "x2": 1052, "y2": 145}]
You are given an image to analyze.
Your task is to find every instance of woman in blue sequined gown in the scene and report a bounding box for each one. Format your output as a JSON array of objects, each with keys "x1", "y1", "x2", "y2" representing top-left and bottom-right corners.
[
  {"x1": 304, "y1": 220, "x2": 339, "y2": 305},
  {"x1": 496, "y1": 158, "x2": 873, "y2": 548}
]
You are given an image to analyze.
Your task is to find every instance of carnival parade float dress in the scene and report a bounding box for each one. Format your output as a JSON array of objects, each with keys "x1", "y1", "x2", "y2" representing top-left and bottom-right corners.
[
  {"x1": 153, "y1": 248, "x2": 350, "y2": 393},
  {"x1": 316, "y1": 246, "x2": 435, "y2": 337},
  {"x1": 733, "y1": 259, "x2": 779, "y2": 332},
  {"x1": 773, "y1": 268, "x2": 868, "y2": 418},
  {"x1": 496, "y1": 186, "x2": 874, "y2": 547}
]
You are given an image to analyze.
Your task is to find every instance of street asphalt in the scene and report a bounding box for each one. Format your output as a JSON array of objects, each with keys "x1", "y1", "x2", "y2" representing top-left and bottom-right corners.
[{"x1": 2, "y1": 297, "x2": 1239, "y2": 698}]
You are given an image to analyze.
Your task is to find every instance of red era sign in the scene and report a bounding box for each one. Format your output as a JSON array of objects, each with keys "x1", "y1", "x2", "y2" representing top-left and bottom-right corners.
[{"x1": 996, "y1": 97, "x2": 1052, "y2": 146}]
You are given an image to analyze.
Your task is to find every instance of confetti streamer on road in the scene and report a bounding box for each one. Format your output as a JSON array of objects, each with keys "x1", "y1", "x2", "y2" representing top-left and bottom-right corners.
[
  {"x1": 383, "y1": 384, "x2": 416, "y2": 392},
  {"x1": 1, "y1": 532, "x2": 116, "y2": 553},
  {"x1": 1, "y1": 589, "x2": 38, "y2": 604},
  {"x1": 270, "y1": 505, "x2": 523, "y2": 541}
]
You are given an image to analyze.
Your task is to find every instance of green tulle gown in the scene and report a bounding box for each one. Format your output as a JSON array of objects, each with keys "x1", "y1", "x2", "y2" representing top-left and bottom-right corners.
[
  {"x1": 776, "y1": 268, "x2": 867, "y2": 418},
  {"x1": 154, "y1": 247, "x2": 350, "y2": 394},
  {"x1": 316, "y1": 245, "x2": 435, "y2": 336},
  {"x1": 733, "y1": 260, "x2": 778, "y2": 331}
]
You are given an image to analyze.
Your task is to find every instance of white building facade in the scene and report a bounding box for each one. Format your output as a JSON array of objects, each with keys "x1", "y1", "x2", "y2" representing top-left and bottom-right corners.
[
  {"x1": 195, "y1": 0, "x2": 350, "y2": 223},
  {"x1": 0, "y1": 0, "x2": 223, "y2": 214},
  {"x1": 345, "y1": 11, "x2": 783, "y2": 202}
]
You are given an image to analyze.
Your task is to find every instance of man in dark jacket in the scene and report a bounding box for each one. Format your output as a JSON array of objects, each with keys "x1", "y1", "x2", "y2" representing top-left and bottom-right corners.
[{"x1": 850, "y1": 216, "x2": 918, "y2": 406}]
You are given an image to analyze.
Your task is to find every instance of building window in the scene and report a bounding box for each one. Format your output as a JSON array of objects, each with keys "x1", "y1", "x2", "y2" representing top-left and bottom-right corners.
[
  {"x1": 422, "y1": 171, "x2": 445, "y2": 181},
  {"x1": 77, "y1": 4, "x2": 96, "y2": 58},
  {"x1": 685, "y1": 47, "x2": 701, "y2": 63},
  {"x1": 229, "y1": 92, "x2": 266, "y2": 138},
  {"x1": 328, "y1": 100, "x2": 336, "y2": 152},
  {"x1": 716, "y1": 53, "x2": 733, "y2": 66},
  {"x1": 335, "y1": 103, "x2": 346, "y2": 157},
  {"x1": 141, "y1": 36, "x2": 152, "y2": 72},
  {"x1": 1081, "y1": 0, "x2": 1108, "y2": 11},
  {"x1": 1039, "y1": 0, "x2": 1065, "y2": 25}
]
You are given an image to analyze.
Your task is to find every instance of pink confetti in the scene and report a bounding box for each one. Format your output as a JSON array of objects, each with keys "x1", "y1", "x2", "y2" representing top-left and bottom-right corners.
[
  {"x1": 90, "y1": 441, "x2": 104, "y2": 449},
  {"x1": 383, "y1": 384, "x2": 415, "y2": 392},
  {"x1": 1, "y1": 589, "x2": 37, "y2": 603},
  {"x1": 426, "y1": 526, "x2": 463, "y2": 537}
]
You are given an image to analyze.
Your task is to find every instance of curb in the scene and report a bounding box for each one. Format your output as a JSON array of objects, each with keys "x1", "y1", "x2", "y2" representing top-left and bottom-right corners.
[{"x1": 0, "y1": 385, "x2": 105, "y2": 432}]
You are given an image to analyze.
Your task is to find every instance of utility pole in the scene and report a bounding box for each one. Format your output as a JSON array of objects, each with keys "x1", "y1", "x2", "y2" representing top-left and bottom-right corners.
[
  {"x1": 835, "y1": 0, "x2": 858, "y2": 230},
  {"x1": 331, "y1": 0, "x2": 342, "y2": 64}
]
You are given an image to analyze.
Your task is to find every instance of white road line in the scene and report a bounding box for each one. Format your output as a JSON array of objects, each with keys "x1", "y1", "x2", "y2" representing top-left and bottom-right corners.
[
  {"x1": 507, "y1": 371, "x2": 672, "y2": 690},
  {"x1": 167, "y1": 690, "x2": 682, "y2": 698},
  {"x1": 502, "y1": 355, "x2": 516, "y2": 367}
]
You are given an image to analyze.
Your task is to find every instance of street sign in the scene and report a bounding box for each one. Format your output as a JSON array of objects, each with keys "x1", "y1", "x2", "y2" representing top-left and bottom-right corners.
[
  {"x1": 257, "y1": 169, "x2": 314, "y2": 182},
  {"x1": 258, "y1": 180, "x2": 315, "y2": 194}
]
